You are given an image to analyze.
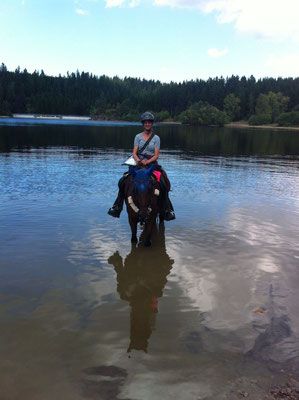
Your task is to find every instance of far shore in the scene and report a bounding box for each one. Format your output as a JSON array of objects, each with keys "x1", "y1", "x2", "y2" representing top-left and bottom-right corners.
[
  {"x1": 1, "y1": 115, "x2": 299, "y2": 131},
  {"x1": 225, "y1": 120, "x2": 299, "y2": 131}
]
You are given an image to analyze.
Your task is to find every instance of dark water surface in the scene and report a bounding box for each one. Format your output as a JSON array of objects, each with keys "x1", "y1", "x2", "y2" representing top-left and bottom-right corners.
[{"x1": 0, "y1": 121, "x2": 299, "y2": 400}]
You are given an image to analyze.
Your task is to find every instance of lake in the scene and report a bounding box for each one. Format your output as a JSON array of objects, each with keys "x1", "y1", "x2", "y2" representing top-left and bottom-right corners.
[{"x1": 0, "y1": 119, "x2": 299, "y2": 400}]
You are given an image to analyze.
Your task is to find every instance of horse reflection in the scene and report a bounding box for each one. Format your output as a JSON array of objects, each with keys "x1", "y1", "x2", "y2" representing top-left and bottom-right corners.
[{"x1": 108, "y1": 224, "x2": 174, "y2": 353}]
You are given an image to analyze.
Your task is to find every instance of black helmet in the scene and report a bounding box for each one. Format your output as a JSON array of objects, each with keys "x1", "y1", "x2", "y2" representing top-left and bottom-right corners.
[{"x1": 141, "y1": 112, "x2": 154, "y2": 122}]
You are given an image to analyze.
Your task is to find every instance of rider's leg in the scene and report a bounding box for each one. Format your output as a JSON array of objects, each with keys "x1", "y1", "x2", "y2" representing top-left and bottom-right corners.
[
  {"x1": 108, "y1": 173, "x2": 128, "y2": 218},
  {"x1": 159, "y1": 171, "x2": 176, "y2": 221}
]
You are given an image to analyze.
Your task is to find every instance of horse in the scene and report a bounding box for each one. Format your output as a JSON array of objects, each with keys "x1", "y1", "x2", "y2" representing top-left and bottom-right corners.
[{"x1": 124, "y1": 165, "x2": 163, "y2": 246}]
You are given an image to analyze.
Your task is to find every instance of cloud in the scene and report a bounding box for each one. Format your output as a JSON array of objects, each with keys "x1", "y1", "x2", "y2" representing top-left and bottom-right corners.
[
  {"x1": 265, "y1": 53, "x2": 299, "y2": 77},
  {"x1": 153, "y1": 0, "x2": 299, "y2": 42},
  {"x1": 101, "y1": 0, "x2": 137, "y2": 7},
  {"x1": 154, "y1": 0, "x2": 204, "y2": 8},
  {"x1": 105, "y1": 0, "x2": 125, "y2": 7},
  {"x1": 75, "y1": 8, "x2": 88, "y2": 14},
  {"x1": 129, "y1": 0, "x2": 140, "y2": 6},
  {"x1": 207, "y1": 47, "x2": 228, "y2": 58}
]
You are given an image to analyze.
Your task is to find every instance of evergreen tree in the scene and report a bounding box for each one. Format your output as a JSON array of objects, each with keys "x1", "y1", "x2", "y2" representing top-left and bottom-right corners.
[
  {"x1": 0, "y1": 63, "x2": 299, "y2": 124},
  {"x1": 223, "y1": 94, "x2": 241, "y2": 121}
]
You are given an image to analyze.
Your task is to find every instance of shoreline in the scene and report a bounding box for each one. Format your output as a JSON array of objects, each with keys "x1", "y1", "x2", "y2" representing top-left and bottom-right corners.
[
  {"x1": 225, "y1": 121, "x2": 299, "y2": 131},
  {"x1": 1, "y1": 115, "x2": 299, "y2": 130},
  {"x1": 0, "y1": 115, "x2": 181, "y2": 125}
]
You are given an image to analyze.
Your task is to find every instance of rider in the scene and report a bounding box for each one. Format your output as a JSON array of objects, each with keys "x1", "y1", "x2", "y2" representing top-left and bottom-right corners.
[{"x1": 108, "y1": 112, "x2": 175, "y2": 221}]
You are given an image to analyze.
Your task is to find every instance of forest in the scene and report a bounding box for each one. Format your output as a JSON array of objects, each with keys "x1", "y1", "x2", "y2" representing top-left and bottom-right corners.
[{"x1": 1, "y1": 63, "x2": 299, "y2": 126}]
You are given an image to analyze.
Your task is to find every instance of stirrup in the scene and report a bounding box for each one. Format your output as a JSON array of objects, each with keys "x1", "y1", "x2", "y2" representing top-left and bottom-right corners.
[
  {"x1": 164, "y1": 210, "x2": 176, "y2": 221},
  {"x1": 108, "y1": 206, "x2": 121, "y2": 218}
]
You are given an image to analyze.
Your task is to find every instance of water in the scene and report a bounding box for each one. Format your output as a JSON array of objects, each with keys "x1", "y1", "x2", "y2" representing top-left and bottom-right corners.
[{"x1": 0, "y1": 120, "x2": 299, "y2": 400}]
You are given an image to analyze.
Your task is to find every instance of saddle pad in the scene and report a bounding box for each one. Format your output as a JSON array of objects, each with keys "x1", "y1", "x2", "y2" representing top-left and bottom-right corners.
[{"x1": 153, "y1": 170, "x2": 161, "y2": 182}]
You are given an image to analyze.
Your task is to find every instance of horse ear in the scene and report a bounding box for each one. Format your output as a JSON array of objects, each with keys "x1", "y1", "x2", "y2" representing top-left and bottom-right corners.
[
  {"x1": 129, "y1": 166, "x2": 136, "y2": 177},
  {"x1": 146, "y1": 164, "x2": 155, "y2": 176}
]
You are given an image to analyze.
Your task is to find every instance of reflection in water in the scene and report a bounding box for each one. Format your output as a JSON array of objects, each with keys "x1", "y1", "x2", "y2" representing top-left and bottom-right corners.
[
  {"x1": 1, "y1": 122, "x2": 299, "y2": 399},
  {"x1": 1, "y1": 123, "x2": 299, "y2": 156},
  {"x1": 108, "y1": 224, "x2": 174, "y2": 353}
]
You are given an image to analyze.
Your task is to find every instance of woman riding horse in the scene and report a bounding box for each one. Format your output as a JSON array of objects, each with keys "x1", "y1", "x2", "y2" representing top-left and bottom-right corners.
[{"x1": 108, "y1": 112, "x2": 175, "y2": 221}]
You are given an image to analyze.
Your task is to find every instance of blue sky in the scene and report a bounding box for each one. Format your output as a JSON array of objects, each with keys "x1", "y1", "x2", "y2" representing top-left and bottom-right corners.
[{"x1": 1, "y1": 0, "x2": 298, "y2": 82}]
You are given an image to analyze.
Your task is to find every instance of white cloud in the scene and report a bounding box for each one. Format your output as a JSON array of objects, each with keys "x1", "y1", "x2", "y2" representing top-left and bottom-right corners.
[
  {"x1": 154, "y1": 0, "x2": 204, "y2": 8},
  {"x1": 265, "y1": 53, "x2": 299, "y2": 77},
  {"x1": 21, "y1": 0, "x2": 25, "y2": 4},
  {"x1": 153, "y1": 0, "x2": 299, "y2": 42},
  {"x1": 207, "y1": 47, "x2": 228, "y2": 58},
  {"x1": 101, "y1": 0, "x2": 138, "y2": 7},
  {"x1": 105, "y1": 0, "x2": 125, "y2": 7},
  {"x1": 129, "y1": 0, "x2": 140, "y2": 6},
  {"x1": 75, "y1": 8, "x2": 88, "y2": 14}
]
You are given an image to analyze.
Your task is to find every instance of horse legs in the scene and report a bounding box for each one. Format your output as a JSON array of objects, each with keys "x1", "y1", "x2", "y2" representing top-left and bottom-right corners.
[{"x1": 128, "y1": 214, "x2": 138, "y2": 243}]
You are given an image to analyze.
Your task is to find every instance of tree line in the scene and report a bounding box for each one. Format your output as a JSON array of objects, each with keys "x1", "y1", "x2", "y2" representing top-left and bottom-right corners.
[{"x1": 1, "y1": 63, "x2": 299, "y2": 126}]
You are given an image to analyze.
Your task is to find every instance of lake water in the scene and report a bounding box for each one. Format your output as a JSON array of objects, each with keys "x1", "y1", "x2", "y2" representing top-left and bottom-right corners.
[{"x1": 0, "y1": 119, "x2": 299, "y2": 400}]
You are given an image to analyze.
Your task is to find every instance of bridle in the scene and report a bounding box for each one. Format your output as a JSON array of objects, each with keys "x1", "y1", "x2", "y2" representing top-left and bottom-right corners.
[{"x1": 127, "y1": 167, "x2": 159, "y2": 223}]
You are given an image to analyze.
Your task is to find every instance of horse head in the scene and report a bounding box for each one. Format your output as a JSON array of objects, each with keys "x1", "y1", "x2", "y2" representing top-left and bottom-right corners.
[
  {"x1": 128, "y1": 165, "x2": 157, "y2": 224},
  {"x1": 129, "y1": 164, "x2": 155, "y2": 193}
]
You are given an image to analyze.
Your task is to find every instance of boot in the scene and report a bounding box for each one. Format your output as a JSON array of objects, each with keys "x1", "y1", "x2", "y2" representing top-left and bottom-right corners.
[
  {"x1": 108, "y1": 174, "x2": 127, "y2": 218},
  {"x1": 164, "y1": 209, "x2": 176, "y2": 221},
  {"x1": 163, "y1": 196, "x2": 176, "y2": 221},
  {"x1": 108, "y1": 192, "x2": 124, "y2": 218},
  {"x1": 108, "y1": 205, "x2": 122, "y2": 218}
]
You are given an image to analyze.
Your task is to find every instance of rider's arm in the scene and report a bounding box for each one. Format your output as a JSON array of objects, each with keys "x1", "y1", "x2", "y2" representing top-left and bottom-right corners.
[
  {"x1": 133, "y1": 145, "x2": 141, "y2": 163},
  {"x1": 143, "y1": 148, "x2": 159, "y2": 165}
]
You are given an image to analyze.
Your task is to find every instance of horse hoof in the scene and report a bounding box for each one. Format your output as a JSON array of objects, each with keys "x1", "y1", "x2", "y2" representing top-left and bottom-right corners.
[{"x1": 131, "y1": 237, "x2": 138, "y2": 243}]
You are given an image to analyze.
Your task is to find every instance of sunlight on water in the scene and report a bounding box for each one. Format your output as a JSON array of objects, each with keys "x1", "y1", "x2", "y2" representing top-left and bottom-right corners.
[{"x1": 0, "y1": 124, "x2": 299, "y2": 399}]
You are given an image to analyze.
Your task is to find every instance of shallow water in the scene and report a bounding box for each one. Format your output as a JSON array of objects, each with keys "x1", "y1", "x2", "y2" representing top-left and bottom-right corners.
[{"x1": 0, "y1": 122, "x2": 299, "y2": 399}]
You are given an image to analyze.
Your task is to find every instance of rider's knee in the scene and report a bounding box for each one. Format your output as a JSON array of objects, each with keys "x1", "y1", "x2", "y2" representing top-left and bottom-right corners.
[
  {"x1": 118, "y1": 173, "x2": 129, "y2": 190},
  {"x1": 160, "y1": 174, "x2": 171, "y2": 193}
]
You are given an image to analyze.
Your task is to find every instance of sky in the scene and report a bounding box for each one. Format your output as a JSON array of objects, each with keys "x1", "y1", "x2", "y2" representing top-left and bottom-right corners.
[{"x1": 0, "y1": 0, "x2": 299, "y2": 82}]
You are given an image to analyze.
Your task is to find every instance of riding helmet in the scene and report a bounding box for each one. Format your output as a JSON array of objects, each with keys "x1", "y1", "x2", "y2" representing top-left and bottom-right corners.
[{"x1": 141, "y1": 112, "x2": 154, "y2": 122}]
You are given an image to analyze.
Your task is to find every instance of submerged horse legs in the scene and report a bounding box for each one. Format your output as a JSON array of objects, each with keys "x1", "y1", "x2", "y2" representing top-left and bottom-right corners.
[
  {"x1": 128, "y1": 214, "x2": 155, "y2": 246},
  {"x1": 143, "y1": 218, "x2": 156, "y2": 247}
]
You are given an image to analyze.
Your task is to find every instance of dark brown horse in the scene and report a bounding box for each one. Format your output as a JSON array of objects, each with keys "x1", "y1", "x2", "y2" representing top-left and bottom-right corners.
[{"x1": 124, "y1": 165, "x2": 163, "y2": 246}]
